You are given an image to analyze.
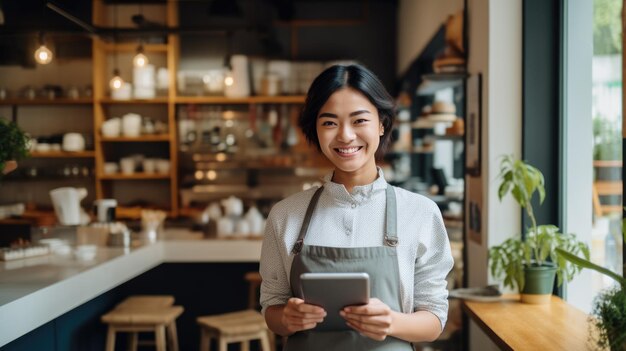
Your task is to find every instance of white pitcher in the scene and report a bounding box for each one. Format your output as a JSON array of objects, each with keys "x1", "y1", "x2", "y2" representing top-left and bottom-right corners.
[{"x1": 50, "y1": 187, "x2": 88, "y2": 226}]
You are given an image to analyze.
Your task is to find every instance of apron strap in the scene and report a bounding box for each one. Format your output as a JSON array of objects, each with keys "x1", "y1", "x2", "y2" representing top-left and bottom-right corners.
[
  {"x1": 291, "y1": 184, "x2": 399, "y2": 254},
  {"x1": 384, "y1": 185, "x2": 398, "y2": 247},
  {"x1": 291, "y1": 186, "x2": 325, "y2": 254}
]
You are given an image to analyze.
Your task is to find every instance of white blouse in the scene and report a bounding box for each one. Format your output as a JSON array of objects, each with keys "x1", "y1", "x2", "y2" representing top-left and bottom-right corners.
[{"x1": 259, "y1": 169, "x2": 454, "y2": 329}]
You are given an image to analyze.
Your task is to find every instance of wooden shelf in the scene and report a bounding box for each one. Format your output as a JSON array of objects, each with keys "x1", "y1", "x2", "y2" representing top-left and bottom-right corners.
[
  {"x1": 0, "y1": 98, "x2": 94, "y2": 105},
  {"x1": 98, "y1": 173, "x2": 171, "y2": 180},
  {"x1": 433, "y1": 134, "x2": 464, "y2": 141},
  {"x1": 116, "y1": 206, "x2": 173, "y2": 219},
  {"x1": 100, "y1": 135, "x2": 171, "y2": 142},
  {"x1": 2, "y1": 175, "x2": 93, "y2": 182},
  {"x1": 175, "y1": 95, "x2": 306, "y2": 104},
  {"x1": 101, "y1": 43, "x2": 169, "y2": 53},
  {"x1": 29, "y1": 151, "x2": 95, "y2": 158},
  {"x1": 417, "y1": 73, "x2": 468, "y2": 96},
  {"x1": 273, "y1": 19, "x2": 366, "y2": 27},
  {"x1": 99, "y1": 98, "x2": 169, "y2": 104},
  {"x1": 178, "y1": 207, "x2": 202, "y2": 218}
]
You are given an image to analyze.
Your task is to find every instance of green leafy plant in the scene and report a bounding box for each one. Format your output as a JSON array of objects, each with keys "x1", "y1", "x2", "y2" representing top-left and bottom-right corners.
[
  {"x1": 593, "y1": 116, "x2": 622, "y2": 161},
  {"x1": 489, "y1": 155, "x2": 590, "y2": 291},
  {"x1": 0, "y1": 119, "x2": 29, "y2": 174},
  {"x1": 557, "y1": 229, "x2": 626, "y2": 351}
]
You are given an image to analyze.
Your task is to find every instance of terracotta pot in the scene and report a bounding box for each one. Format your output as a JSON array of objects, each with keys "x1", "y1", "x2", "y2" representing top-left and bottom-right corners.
[{"x1": 2, "y1": 160, "x2": 17, "y2": 175}]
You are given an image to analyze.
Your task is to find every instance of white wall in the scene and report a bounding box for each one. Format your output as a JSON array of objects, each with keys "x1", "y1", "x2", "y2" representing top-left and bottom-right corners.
[
  {"x1": 466, "y1": 0, "x2": 522, "y2": 349},
  {"x1": 397, "y1": 0, "x2": 464, "y2": 75},
  {"x1": 0, "y1": 61, "x2": 92, "y2": 91}
]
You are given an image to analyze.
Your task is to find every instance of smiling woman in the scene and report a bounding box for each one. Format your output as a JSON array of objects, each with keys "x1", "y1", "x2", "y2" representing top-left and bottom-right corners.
[{"x1": 259, "y1": 64, "x2": 454, "y2": 351}]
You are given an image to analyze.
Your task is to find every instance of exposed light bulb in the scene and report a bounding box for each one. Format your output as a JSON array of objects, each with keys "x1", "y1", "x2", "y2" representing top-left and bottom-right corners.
[
  {"x1": 109, "y1": 69, "x2": 124, "y2": 90},
  {"x1": 133, "y1": 53, "x2": 148, "y2": 67},
  {"x1": 224, "y1": 72, "x2": 234, "y2": 87},
  {"x1": 34, "y1": 45, "x2": 53, "y2": 64}
]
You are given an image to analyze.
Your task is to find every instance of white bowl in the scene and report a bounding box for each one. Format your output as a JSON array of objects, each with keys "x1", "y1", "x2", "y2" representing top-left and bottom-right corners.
[
  {"x1": 74, "y1": 245, "x2": 97, "y2": 261},
  {"x1": 62, "y1": 133, "x2": 85, "y2": 152}
]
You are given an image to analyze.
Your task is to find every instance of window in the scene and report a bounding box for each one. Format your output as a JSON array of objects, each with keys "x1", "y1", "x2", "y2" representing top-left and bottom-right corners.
[{"x1": 590, "y1": 0, "x2": 623, "y2": 295}]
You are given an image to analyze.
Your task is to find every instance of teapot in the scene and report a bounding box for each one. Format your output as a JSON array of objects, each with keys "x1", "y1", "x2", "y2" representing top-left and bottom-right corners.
[
  {"x1": 245, "y1": 206, "x2": 265, "y2": 235},
  {"x1": 221, "y1": 196, "x2": 243, "y2": 217}
]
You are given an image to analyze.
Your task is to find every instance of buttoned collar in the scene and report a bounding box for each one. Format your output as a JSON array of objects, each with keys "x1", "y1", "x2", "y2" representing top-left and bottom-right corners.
[{"x1": 322, "y1": 167, "x2": 388, "y2": 206}]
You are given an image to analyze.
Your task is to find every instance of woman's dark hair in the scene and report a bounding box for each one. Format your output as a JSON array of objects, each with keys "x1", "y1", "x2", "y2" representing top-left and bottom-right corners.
[{"x1": 298, "y1": 64, "x2": 396, "y2": 160}]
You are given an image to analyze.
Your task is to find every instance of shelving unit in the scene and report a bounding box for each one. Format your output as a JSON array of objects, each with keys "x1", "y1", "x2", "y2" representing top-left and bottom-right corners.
[
  {"x1": 92, "y1": 0, "x2": 179, "y2": 218},
  {"x1": 1, "y1": 1, "x2": 347, "y2": 219}
]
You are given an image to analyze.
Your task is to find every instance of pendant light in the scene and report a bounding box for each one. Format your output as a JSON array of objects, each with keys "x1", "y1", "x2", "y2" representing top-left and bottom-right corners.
[
  {"x1": 109, "y1": 6, "x2": 124, "y2": 90},
  {"x1": 110, "y1": 69, "x2": 124, "y2": 90},
  {"x1": 132, "y1": 4, "x2": 149, "y2": 68},
  {"x1": 34, "y1": 32, "x2": 53, "y2": 65},
  {"x1": 133, "y1": 43, "x2": 148, "y2": 67},
  {"x1": 223, "y1": 33, "x2": 234, "y2": 87}
]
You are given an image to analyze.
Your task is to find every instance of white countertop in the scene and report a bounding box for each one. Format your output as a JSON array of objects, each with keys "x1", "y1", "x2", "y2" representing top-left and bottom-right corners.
[{"x1": 0, "y1": 229, "x2": 263, "y2": 347}]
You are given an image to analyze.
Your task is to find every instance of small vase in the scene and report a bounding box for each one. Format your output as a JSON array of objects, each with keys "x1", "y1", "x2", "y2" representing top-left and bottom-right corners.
[{"x1": 521, "y1": 264, "x2": 557, "y2": 304}]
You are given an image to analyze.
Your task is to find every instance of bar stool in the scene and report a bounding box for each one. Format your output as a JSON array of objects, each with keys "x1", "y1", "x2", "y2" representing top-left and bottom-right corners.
[
  {"x1": 244, "y1": 272, "x2": 262, "y2": 310},
  {"x1": 197, "y1": 309, "x2": 272, "y2": 351},
  {"x1": 102, "y1": 295, "x2": 183, "y2": 351}
]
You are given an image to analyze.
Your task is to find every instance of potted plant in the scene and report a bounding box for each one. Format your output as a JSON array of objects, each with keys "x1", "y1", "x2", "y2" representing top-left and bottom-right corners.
[
  {"x1": 0, "y1": 119, "x2": 29, "y2": 175},
  {"x1": 489, "y1": 155, "x2": 590, "y2": 304},
  {"x1": 557, "y1": 233, "x2": 626, "y2": 351}
]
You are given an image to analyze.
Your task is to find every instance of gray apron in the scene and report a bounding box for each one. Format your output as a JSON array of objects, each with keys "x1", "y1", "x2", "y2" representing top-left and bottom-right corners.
[{"x1": 285, "y1": 185, "x2": 414, "y2": 351}]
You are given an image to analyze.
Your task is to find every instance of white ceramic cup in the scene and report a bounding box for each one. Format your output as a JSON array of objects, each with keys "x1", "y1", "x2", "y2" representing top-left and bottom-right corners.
[
  {"x1": 112, "y1": 82, "x2": 132, "y2": 100},
  {"x1": 103, "y1": 162, "x2": 119, "y2": 174},
  {"x1": 122, "y1": 113, "x2": 142, "y2": 137},
  {"x1": 155, "y1": 159, "x2": 170, "y2": 174},
  {"x1": 235, "y1": 219, "x2": 250, "y2": 235},
  {"x1": 119, "y1": 157, "x2": 135, "y2": 175},
  {"x1": 217, "y1": 217, "x2": 234, "y2": 236},
  {"x1": 142, "y1": 158, "x2": 156, "y2": 174},
  {"x1": 102, "y1": 118, "x2": 121, "y2": 137}
]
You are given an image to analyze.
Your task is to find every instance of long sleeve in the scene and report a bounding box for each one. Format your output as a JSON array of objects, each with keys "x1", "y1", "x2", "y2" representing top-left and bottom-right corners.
[
  {"x1": 413, "y1": 203, "x2": 454, "y2": 330},
  {"x1": 259, "y1": 211, "x2": 292, "y2": 315}
]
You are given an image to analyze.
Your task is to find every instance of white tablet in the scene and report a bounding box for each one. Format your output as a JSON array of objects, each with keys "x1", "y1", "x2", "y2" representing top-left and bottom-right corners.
[{"x1": 300, "y1": 272, "x2": 370, "y2": 331}]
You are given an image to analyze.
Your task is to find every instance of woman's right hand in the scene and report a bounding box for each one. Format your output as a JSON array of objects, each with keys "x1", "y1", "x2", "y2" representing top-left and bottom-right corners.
[{"x1": 281, "y1": 297, "x2": 327, "y2": 333}]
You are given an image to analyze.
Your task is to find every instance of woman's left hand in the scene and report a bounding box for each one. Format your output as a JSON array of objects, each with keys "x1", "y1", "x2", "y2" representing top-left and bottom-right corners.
[{"x1": 340, "y1": 298, "x2": 394, "y2": 341}]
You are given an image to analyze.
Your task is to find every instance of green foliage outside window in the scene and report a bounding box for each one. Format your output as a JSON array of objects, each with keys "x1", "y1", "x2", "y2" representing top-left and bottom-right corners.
[
  {"x1": 593, "y1": 116, "x2": 622, "y2": 161},
  {"x1": 594, "y1": 0, "x2": 622, "y2": 55}
]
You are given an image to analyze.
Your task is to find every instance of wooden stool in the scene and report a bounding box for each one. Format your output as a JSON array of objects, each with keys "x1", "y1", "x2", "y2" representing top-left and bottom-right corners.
[
  {"x1": 197, "y1": 309, "x2": 272, "y2": 351},
  {"x1": 102, "y1": 298, "x2": 183, "y2": 351},
  {"x1": 115, "y1": 295, "x2": 175, "y2": 309},
  {"x1": 244, "y1": 272, "x2": 262, "y2": 310}
]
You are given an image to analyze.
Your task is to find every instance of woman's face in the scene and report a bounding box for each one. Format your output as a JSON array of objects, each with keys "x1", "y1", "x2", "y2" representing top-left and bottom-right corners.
[{"x1": 316, "y1": 87, "x2": 383, "y2": 176}]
